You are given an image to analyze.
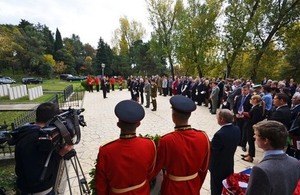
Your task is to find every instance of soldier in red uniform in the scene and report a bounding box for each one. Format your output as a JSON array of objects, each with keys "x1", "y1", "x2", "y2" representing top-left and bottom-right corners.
[
  {"x1": 96, "y1": 100, "x2": 156, "y2": 195},
  {"x1": 109, "y1": 76, "x2": 116, "y2": 91},
  {"x1": 94, "y1": 76, "x2": 100, "y2": 92},
  {"x1": 87, "y1": 74, "x2": 94, "y2": 92},
  {"x1": 151, "y1": 95, "x2": 210, "y2": 195},
  {"x1": 118, "y1": 76, "x2": 123, "y2": 91}
]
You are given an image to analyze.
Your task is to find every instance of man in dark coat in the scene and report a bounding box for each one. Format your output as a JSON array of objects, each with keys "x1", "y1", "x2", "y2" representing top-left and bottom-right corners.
[
  {"x1": 227, "y1": 79, "x2": 242, "y2": 110},
  {"x1": 209, "y1": 109, "x2": 241, "y2": 195},
  {"x1": 9, "y1": 103, "x2": 73, "y2": 194},
  {"x1": 101, "y1": 76, "x2": 108, "y2": 99},
  {"x1": 269, "y1": 93, "x2": 291, "y2": 129},
  {"x1": 217, "y1": 79, "x2": 224, "y2": 108},
  {"x1": 196, "y1": 78, "x2": 206, "y2": 106},
  {"x1": 233, "y1": 85, "x2": 252, "y2": 151}
]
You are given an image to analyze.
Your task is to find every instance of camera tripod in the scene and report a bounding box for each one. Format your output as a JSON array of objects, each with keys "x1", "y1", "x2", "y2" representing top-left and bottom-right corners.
[{"x1": 58, "y1": 149, "x2": 90, "y2": 195}]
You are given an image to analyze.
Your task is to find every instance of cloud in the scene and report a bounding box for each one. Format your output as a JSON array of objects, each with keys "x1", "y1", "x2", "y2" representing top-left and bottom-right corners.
[{"x1": 0, "y1": 0, "x2": 152, "y2": 48}]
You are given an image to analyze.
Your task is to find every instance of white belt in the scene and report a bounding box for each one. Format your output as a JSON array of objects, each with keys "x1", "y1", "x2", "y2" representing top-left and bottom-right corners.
[
  {"x1": 168, "y1": 172, "x2": 198, "y2": 181},
  {"x1": 111, "y1": 180, "x2": 146, "y2": 193}
]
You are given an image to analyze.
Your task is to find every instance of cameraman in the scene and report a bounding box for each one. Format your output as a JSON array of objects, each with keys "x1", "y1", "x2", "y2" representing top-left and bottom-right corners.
[{"x1": 9, "y1": 102, "x2": 73, "y2": 195}]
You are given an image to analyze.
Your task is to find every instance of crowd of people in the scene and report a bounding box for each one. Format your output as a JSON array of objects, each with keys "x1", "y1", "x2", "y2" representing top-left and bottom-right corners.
[
  {"x1": 9, "y1": 73, "x2": 300, "y2": 195},
  {"x1": 119, "y1": 75, "x2": 300, "y2": 194}
]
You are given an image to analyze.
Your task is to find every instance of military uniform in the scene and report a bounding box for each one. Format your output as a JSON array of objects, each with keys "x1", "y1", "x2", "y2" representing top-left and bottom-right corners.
[
  {"x1": 96, "y1": 100, "x2": 156, "y2": 195},
  {"x1": 151, "y1": 95, "x2": 210, "y2": 195},
  {"x1": 151, "y1": 80, "x2": 158, "y2": 111}
]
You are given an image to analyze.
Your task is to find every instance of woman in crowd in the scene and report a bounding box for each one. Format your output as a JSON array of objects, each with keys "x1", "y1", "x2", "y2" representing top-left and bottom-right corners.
[{"x1": 241, "y1": 95, "x2": 265, "y2": 162}]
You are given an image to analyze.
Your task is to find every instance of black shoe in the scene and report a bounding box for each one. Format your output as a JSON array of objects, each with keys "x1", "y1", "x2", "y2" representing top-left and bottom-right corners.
[
  {"x1": 241, "y1": 157, "x2": 253, "y2": 163},
  {"x1": 241, "y1": 154, "x2": 249, "y2": 157},
  {"x1": 151, "y1": 109, "x2": 156, "y2": 111},
  {"x1": 145, "y1": 106, "x2": 149, "y2": 108},
  {"x1": 241, "y1": 147, "x2": 247, "y2": 152}
]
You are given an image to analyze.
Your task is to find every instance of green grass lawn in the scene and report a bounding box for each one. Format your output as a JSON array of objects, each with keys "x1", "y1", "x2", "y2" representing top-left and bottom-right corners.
[
  {"x1": 41, "y1": 79, "x2": 84, "y2": 91},
  {"x1": 0, "y1": 111, "x2": 28, "y2": 127},
  {"x1": 0, "y1": 159, "x2": 16, "y2": 194}
]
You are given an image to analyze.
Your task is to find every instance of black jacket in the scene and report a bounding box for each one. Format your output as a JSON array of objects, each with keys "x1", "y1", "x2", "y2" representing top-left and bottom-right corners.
[{"x1": 9, "y1": 124, "x2": 61, "y2": 193}]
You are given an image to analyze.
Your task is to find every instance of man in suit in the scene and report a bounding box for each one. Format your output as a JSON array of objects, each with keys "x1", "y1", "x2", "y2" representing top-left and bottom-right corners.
[
  {"x1": 101, "y1": 76, "x2": 108, "y2": 99},
  {"x1": 290, "y1": 92, "x2": 300, "y2": 122},
  {"x1": 150, "y1": 79, "x2": 158, "y2": 111},
  {"x1": 227, "y1": 79, "x2": 242, "y2": 110},
  {"x1": 246, "y1": 120, "x2": 300, "y2": 195},
  {"x1": 233, "y1": 85, "x2": 252, "y2": 151},
  {"x1": 210, "y1": 81, "x2": 220, "y2": 114},
  {"x1": 269, "y1": 93, "x2": 291, "y2": 129},
  {"x1": 209, "y1": 109, "x2": 241, "y2": 195},
  {"x1": 217, "y1": 79, "x2": 225, "y2": 108},
  {"x1": 196, "y1": 78, "x2": 206, "y2": 106},
  {"x1": 287, "y1": 92, "x2": 300, "y2": 158},
  {"x1": 144, "y1": 79, "x2": 151, "y2": 108}
]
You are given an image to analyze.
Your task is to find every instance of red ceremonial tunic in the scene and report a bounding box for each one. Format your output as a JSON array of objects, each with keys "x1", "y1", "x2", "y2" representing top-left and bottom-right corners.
[
  {"x1": 151, "y1": 128, "x2": 210, "y2": 195},
  {"x1": 96, "y1": 137, "x2": 156, "y2": 195},
  {"x1": 109, "y1": 77, "x2": 115, "y2": 85}
]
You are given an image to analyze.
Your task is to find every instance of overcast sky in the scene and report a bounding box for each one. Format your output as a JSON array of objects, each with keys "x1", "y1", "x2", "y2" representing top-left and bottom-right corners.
[{"x1": 0, "y1": 0, "x2": 153, "y2": 48}]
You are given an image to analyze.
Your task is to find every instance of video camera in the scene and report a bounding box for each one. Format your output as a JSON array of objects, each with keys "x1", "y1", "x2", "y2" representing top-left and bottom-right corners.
[
  {"x1": 0, "y1": 124, "x2": 9, "y2": 145},
  {"x1": 39, "y1": 107, "x2": 86, "y2": 148}
]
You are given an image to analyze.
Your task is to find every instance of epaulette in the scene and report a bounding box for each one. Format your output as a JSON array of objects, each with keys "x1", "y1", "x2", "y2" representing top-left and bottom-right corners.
[
  {"x1": 192, "y1": 128, "x2": 205, "y2": 133},
  {"x1": 101, "y1": 139, "x2": 118, "y2": 147},
  {"x1": 160, "y1": 131, "x2": 175, "y2": 138}
]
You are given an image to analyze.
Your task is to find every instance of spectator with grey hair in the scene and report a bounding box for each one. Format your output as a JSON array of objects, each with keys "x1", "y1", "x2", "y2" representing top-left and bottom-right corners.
[
  {"x1": 286, "y1": 91, "x2": 300, "y2": 159},
  {"x1": 227, "y1": 79, "x2": 242, "y2": 110},
  {"x1": 209, "y1": 109, "x2": 240, "y2": 195}
]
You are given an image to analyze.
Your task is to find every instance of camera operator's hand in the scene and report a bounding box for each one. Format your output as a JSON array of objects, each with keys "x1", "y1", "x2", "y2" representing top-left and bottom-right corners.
[{"x1": 58, "y1": 144, "x2": 74, "y2": 157}]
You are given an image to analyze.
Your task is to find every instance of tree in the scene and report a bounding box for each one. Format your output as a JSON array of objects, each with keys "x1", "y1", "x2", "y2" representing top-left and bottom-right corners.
[
  {"x1": 83, "y1": 43, "x2": 96, "y2": 58},
  {"x1": 42, "y1": 25, "x2": 55, "y2": 55},
  {"x1": 175, "y1": 0, "x2": 222, "y2": 77},
  {"x1": 64, "y1": 34, "x2": 85, "y2": 74},
  {"x1": 94, "y1": 37, "x2": 113, "y2": 75},
  {"x1": 0, "y1": 25, "x2": 22, "y2": 73},
  {"x1": 284, "y1": 22, "x2": 300, "y2": 81},
  {"x1": 53, "y1": 61, "x2": 67, "y2": 74},
  {"x1": 112, "y1": 16, "x2": 146, "y2": 55},
  {"x1": 16, "y1": 21, "x2": 45, "y2": 74},
  {"x1": 40, "y1": 63, "x2": 54, "y2": 78},
  {"x1": 222, "y1": 0, "x2": 260, "y2": 78},
  {"x1": 43, "y1": 54, "x2": 56, "y2": 66},
  {"x1": 54, "y1": 28, "x2": 63, "y2": 54},
  {"x1": 249, "y1": 0, "x2": 300, "y2": 81},
  {"x1": 55, "y1": 48, "x2": 76, "y2": 74},
  {"x1": 147, "y1": 0, "x2": 184, "y2": 79},
  {"x1": 129, "y1": 40, "x2": 161, "y2": 76}
]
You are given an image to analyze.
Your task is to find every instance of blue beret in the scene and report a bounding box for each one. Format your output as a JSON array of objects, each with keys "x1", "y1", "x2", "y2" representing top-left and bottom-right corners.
[
  {"x1": 115, "y1": 100, "x2": 145, "y2": 123},
  {"x1": 170, "y1": 95, "x2": 196, "y2": 113}
]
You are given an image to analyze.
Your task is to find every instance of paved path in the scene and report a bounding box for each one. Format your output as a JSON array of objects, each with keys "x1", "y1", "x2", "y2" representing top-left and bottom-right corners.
[
  {"x1": 0, "y1": 103, "x2": 39, "y2": 111},
  {"x1": 65, "y1": 90, "x2": 264, "y2": 194}
]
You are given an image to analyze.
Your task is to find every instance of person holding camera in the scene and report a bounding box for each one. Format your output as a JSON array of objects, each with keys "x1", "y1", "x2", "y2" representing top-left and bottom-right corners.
[
  {"x1": 9, "y1": 102, "x2": 73, "y2": 195},
  {"x1": 95, "y1": 100, "x2": 156, "y2": 194}
]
